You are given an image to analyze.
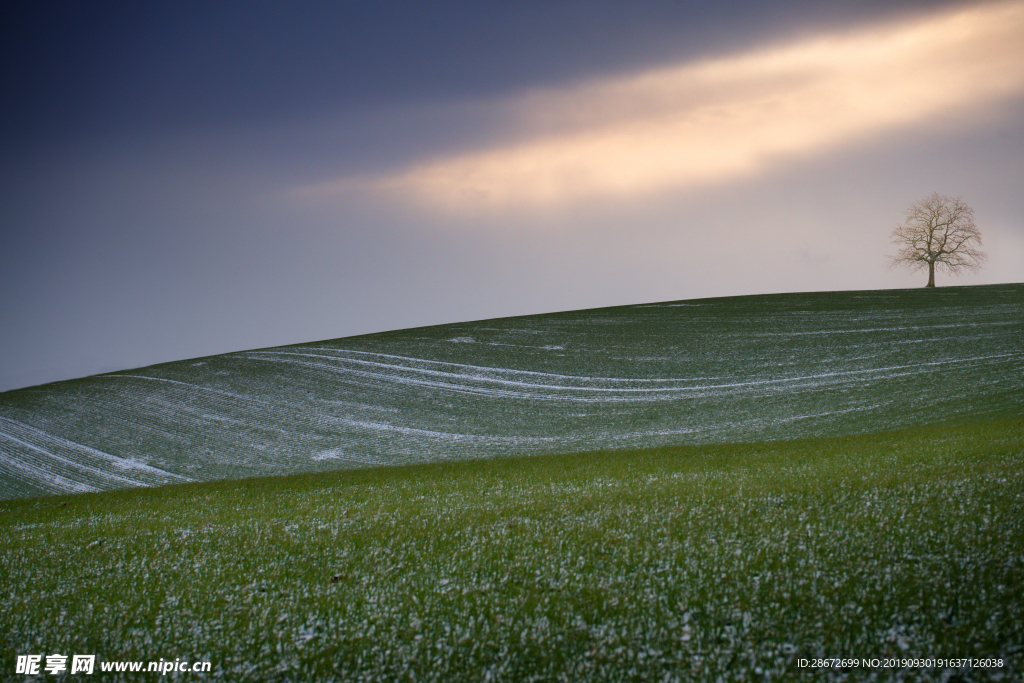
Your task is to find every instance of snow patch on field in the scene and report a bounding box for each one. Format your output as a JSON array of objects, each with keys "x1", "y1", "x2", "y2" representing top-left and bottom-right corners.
[{"x1": 0, "y1": 417, "x2": 191, "y2": 498}]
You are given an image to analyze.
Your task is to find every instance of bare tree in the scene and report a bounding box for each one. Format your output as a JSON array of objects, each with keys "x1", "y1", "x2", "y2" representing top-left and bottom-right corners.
[{"x1": 889, "y1": 193, "x2": 986, "y2": 287}]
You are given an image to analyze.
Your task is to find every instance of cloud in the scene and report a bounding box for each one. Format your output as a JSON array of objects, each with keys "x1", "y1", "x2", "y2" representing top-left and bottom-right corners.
[{"x1": 299, "y1": 0, "x2": 1024, "y2": 210}]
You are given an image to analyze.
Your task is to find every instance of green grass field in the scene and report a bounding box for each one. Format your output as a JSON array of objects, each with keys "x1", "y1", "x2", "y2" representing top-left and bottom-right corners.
[
  {"x1": 1, "y1": 285, "x2": 1022, "y2": 680},
  {"x1": 3, "y1": 418, "x2": 1022, "y2": 681}
]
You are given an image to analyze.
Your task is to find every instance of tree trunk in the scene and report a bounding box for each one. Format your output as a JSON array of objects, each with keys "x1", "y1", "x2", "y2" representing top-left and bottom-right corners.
[{"x1": 926, "y1": 261, "x2": 935, "y2": 287}]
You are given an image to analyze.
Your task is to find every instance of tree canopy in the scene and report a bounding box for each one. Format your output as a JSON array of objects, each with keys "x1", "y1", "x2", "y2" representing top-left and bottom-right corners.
[{"x1": 889, "y1": 193, "x2": 986, "y2": 287}]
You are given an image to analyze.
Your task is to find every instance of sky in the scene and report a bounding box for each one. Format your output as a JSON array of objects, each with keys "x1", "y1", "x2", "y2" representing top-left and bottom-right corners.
[{"x1": 1, "y1": 0, "x2": 1022, "y2": 392}]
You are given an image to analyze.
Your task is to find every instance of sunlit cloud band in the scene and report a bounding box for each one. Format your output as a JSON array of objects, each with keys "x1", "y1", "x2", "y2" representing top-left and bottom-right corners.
[{"x1": 303, "y1": 1, "x2": 1024, "y2": 209}]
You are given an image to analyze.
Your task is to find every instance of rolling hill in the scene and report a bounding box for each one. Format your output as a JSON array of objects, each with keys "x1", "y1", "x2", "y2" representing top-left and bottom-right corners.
[{"x1": 2, "y1": 284, "x2": 1022, "y2": 500}]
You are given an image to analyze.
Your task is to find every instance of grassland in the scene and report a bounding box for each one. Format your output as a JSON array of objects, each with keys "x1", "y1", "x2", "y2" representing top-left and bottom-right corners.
[
  {"x1": 2, "y1": 284, "x2": 1022, "y2": 500},
  {"x1": 3, "y1": 417, "x2": 1022, "y2": 681}
]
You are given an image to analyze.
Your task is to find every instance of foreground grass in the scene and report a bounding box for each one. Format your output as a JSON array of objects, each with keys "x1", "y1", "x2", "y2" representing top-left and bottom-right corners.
[{"x1": 2, "y1": 418, "x2": 1023, "y2": 682}]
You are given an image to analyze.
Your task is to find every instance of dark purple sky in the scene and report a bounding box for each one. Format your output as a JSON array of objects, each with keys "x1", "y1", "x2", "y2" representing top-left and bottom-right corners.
[{"x1": 2, "y1": 0, "x2": 1022, "y2": 391}]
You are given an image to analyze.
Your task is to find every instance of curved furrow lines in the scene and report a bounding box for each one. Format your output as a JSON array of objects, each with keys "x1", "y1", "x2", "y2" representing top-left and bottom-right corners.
[
  {"x1": 244, "y1": 349, "x2": 1020, "y2": 403},
  {"x1": 0, "y1": 417, "x2": 190, "y2": 495}
]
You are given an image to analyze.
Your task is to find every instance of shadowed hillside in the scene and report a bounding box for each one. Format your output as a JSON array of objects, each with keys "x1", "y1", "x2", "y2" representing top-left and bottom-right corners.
[{"x1": 1, "y1": 284, "x2": 1021, "y2": 500}]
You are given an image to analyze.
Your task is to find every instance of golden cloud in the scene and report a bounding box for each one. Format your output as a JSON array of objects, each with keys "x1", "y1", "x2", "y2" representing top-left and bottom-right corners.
[{"x1": 303, "y1": 1, "x2": 1024, "y2": 209}]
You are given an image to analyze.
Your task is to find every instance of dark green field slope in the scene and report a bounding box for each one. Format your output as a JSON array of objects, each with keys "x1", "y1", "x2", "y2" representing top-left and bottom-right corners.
[{"x1": 1, "y1": 285, "x2": 1022, "y2": 500}]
